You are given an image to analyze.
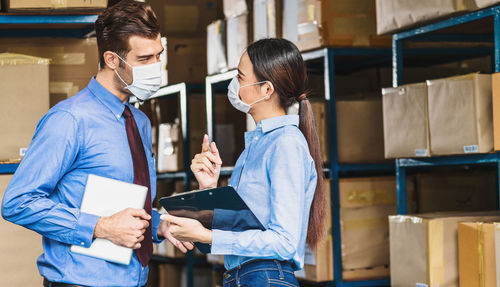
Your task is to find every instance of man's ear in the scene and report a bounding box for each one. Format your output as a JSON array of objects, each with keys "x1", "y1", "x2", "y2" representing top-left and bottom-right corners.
[{"x1": 103, "y1": 51, "x2": 119, "y2": 70}]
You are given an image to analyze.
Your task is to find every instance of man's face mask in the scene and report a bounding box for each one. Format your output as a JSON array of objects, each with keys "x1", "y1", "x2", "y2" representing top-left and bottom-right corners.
[
  {"x1": 227, "y1": 77, "x2": 270, "y2": 113},
  {"x1": 114, "y1": 53, "x2": 162, "y2": 101}
]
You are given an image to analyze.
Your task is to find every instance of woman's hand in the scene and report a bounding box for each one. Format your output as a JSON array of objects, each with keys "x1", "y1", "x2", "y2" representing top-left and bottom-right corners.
[
  {"x1": 161, "y1": 214, "x2": 212, "y2": 244},
  {"x1": 157, "y1": 219, "x2": 195, "y2": 253},
  {"x1": 191, "y1": 134, "x2": 222, "y2": 189}
]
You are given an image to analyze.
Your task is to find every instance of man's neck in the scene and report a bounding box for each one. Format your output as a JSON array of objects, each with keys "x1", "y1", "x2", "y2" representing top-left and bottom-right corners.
[{"x1": 95, "y1": 69, "x2": 130, "y2": 104}]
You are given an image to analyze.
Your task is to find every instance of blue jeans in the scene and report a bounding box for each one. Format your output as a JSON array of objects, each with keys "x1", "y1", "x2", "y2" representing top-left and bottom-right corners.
[{"x1": 223, "y1": 260, "x2": 299, "y2": 287}]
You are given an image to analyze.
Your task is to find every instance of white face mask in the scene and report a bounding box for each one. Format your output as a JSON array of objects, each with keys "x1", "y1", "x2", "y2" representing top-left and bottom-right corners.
[
  {"x1": 227, "y1": 77, "x2": 271, "y2": 113},
  {"x1": 114, "y1": 53, "x2": 162, "y2": 101}
]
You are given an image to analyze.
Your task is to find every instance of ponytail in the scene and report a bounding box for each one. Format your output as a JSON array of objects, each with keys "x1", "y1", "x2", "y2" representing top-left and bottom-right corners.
[{"x1": 297, "y1": 93, "x2": 327, "y2": 250}]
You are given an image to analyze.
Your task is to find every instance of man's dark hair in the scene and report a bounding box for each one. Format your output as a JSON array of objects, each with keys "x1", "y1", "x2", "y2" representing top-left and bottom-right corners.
[{"x1": 95, "y1": 0, "x2": 160, "y2": 69}]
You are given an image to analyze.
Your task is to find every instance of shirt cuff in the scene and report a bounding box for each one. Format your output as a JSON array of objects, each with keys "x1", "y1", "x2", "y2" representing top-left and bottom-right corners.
[
  {"x1": 73, "y1": 211, "x2": 99, "y2": 248},
  {"x1": 152, "y1": 210, "x2": 164, "y2": 244},
  {"x1": 211, "y1": 229, "x2": 235, "y2": 255}
]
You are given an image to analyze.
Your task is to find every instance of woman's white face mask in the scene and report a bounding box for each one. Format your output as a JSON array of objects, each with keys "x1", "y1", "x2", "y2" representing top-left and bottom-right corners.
[
  {"x1": 227, "y1": 77, "x2": 270, "y2": 113},
  {"x1": 114, "y1": 53, "x2": 162, "y2": 101}
]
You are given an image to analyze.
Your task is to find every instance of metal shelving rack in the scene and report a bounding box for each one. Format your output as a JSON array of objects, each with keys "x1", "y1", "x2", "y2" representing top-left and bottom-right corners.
[
  {"x1": 392, "y1": 5, "x2": 500, "y2": 215},
  {"x1": 204, "y1": 47, "x2": 396, "y2": 287}
]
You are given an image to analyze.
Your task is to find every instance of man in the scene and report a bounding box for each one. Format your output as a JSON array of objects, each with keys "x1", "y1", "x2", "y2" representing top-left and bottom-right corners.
[{"x1": 1, "y1": 0, "x2": 193, "y2": 286}]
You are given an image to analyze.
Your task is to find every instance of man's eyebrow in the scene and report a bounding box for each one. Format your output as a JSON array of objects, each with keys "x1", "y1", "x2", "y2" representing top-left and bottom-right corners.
[{"x1": 137, "y1": 49, "x2": 164, "y2": 58}]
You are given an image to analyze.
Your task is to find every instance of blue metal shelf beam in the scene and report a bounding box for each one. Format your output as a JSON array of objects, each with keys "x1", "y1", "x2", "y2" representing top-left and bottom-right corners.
[
  {"x1": 0, "y1": 14, "x2": 98, "y2": 37},
  {"x1": 0, "y1": 14, "x2": 98, "y2": 24},
  {"x1": 0, "y1": 164, "x2": 18, "y2": 174}
]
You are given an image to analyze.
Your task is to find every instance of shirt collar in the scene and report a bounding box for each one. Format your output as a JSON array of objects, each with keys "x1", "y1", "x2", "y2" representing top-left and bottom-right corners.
[
  {"x1": 87, "y1": 77, "x2": 128, "y2": 120},
  {"x1": 259, "y1": 115, "x2": 299, "y2": 134}
]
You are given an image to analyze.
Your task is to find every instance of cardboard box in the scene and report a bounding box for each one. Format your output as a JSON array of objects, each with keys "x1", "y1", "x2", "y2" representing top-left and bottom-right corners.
[
  {"x1": 0, "y1": 175, "x2": 43, "y2": 285},
  {"x1": 389, "y1": 212, "x2": 500, "y2": 287},
  {"x1": 458, "y1": 222, "x2": 500, "y2": 287},
  {"x1": 168, "y1": 37, "x2": 207, "y2": 84},
  {"x1": 223, "y1": 0, "x2": 248, "y2": 19},
  {"x1": 158, "y1": 264, "x2": 182, "y2": 287},
  {"x1": 283, "y1": 0, "x2": 391, "y2": 51},
  {"x1": 0, "y1": 53, "x2": 50, "y2": 161},
  {"x1": 207, "y1": 20, "x2": 228, "y2": 75},
  {"x1": 427, "y1": 73, "x2": 493, "y2": 155},
  {"x1": 253, "y1": 0, "x2": 282, "y2": 40},
  {"x1": 336, "y1": 97, "x2": 386, "y2": 163},
  {"x1": 153, "y1": 239, "x2": 186, "y2": 259},
  {"x1": 148, "y1": 0, "x2": 222, "y2": 38},
  {"x1": 7, "y1": 0, "x2": 106, "y2": 11},
  {"x1": 226, "y1": 14, "x2": 249, "y2": 69},
  {"x1": 0, "y1": 38, "x2": 99, "y2": 107},
  {"x1": 416, "y1": 170, "x2": 498, "y2": 213},
  {"x1": 492, "y1": 73, "x2": 500, "y2": 150},
  {"x1": 473, "y1": 0, "x2": 500, "y2": 9},
  {"x1": 376, "y1": 0, "x2": 472, "y2": 35},
  {"x1": 339, "y1": 177, "x2": 396, "y2": 271},
  {"x1": 382, "y1": 83, "x2": 430, "y2": 158},
  {"x1": 310, "y1": 101, "x2": 329, "y2": 163}
]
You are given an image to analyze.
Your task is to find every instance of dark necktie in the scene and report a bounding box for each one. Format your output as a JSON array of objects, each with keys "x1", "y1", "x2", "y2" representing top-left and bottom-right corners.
[{"x1": 122, "y1": 105, "x2": 152, "y2": 266}]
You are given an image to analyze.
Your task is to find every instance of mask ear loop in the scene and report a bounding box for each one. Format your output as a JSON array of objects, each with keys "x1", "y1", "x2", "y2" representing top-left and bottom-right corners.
[
  {"x1": 113, "y1": 52, "x2": 133, "y2": 87},
  {"x1": 248, "y1": 81, "x2": 273, "y2": 106}
]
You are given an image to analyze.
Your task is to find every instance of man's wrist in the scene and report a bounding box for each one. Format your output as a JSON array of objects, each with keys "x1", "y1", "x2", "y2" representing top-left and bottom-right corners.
[{"x1": 93, "y1": 217, "x2": 108, "y2": 239}]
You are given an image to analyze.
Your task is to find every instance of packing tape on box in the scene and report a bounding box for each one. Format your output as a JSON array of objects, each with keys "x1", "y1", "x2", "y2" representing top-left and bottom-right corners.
[
  {"x1": 428, "y1": 220, "x2": 444, "y2": 286},
  {"x1": 51, "y1": 0, "x2": 68, "y2": 9},
  {"x1": 346, "y1": 188, "x2": 395, "y2": 206},
  {"x1": 0, "y1": 53, "x2": 49, "y2": 66},
  {"x1": 342, "y1": 217, "x2": 388, "y2": 231},
  {"x1": 5, "y1": 47, "x2": 85, "y2": 65},
  {"x1": 389, "y1": 215, "x2": 423, "y2": 224},
  {"x1": 478, "y1": 223, "x2": 486, "y2": 287}
]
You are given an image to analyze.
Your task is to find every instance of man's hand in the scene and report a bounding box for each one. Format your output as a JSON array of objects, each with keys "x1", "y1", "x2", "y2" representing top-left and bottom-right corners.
[
  {"x1": 157, "y1": 219, "x2": 195, "y2": 253},
  {"x1": 161, "y1": 214, "x2": 212, "y2": 244},
  {"x1": 94, "y1": 208, "x2": 150, "y2": 249}
]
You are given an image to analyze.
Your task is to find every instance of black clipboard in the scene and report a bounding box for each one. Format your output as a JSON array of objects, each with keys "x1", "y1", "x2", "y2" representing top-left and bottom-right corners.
[{"x1": 159, "y1": 186, "x2": 265, "y2": 253}]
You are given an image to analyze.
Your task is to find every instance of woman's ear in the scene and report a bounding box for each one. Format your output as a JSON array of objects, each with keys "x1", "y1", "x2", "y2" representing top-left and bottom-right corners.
[
  {"x1": 103, "y1": 51, "x2": 119, "y2": 70},
  {"x1": 262, "y1": 81, "x2": 275, "y2": 97}
]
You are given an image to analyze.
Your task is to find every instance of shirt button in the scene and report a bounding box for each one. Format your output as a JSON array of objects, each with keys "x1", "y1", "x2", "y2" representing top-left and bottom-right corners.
[
  {"x1": 81, "y1": 242, "x2": 85, "y2": 246},
  {"x1": 142, "y1": 267, "x2": 145, "y2": 271},
  {"x1": 116, "y1": 114, "x2": 120, "y2": 119},
  {"x1": 254, "y1": 136, "x2": 259, "y2": 140}
]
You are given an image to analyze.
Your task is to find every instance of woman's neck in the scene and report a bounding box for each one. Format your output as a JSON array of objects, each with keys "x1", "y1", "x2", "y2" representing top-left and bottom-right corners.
[{"x1": 252, "y1": 109, "x2": 287, "y2": 125}]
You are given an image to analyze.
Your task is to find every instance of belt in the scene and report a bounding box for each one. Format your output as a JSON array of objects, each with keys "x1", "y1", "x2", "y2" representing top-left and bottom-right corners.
[{"x1": 43, "y1": 278, "x2": 88, "y2": 287}]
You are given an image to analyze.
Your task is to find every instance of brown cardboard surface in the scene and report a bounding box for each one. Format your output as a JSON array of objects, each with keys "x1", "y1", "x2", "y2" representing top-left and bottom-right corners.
[
  {"x1": 339, "y1": 177, "x2": 396, "y2": 209},
  {"x1": 283, "y1": 0, "x2": 391, "y2": 51},
  {"x1": 427, "y1": 73, "x2": 493, "y2": 156},
  {"x1": 416, "y1": 170, "x2": 498, "y2": 213},
  {"x1": 148, "y1": 0, "x2": 222, "y2": 38},
  {"x1": 168, "y1": 37, "x2": 207, "y2": 84},
  {"x1": 0, "y1": 175, "x2": 43, "y2": 285},
  {"x1": 0, "y1": 37, "x2": 98, "y2": 107},
  {"x1": 0, "y1": 53, "x2": 50, "y2": 161},
  {"x1": 336, "y1": 97, "x2": 386, "y2": 163},
  {"x1": 310, "y1": 101, "x2": 329, "y2": 163},
  {"x1": 376, "y1": 0, "x2": 471, "y2": 35},
  {"x1": 382, "y1": 83, "x2": 430, "y2": 158},
  {"x1": 492, "y1": 73, "x2": 500, "y2": 150},
  {"x1": 7, "y1": 0, "x2": 106, "y2": 11},
  {"x1": 390, "y1": 212, "x2": 500, "y2": 287},
  {"x1": 458, "y1": 222, "x2": 497, "y2": 287}
]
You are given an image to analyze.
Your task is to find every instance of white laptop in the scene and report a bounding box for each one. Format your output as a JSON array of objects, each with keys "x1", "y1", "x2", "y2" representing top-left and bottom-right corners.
[{"x1": 70, "y1": 174, "x2": 148, "y2": 265}]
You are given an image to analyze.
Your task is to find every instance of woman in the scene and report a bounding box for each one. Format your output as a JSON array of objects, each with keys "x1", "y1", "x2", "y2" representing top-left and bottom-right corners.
[{"x1": 162, "y1": 38, "x2": 326, "y2": 287}]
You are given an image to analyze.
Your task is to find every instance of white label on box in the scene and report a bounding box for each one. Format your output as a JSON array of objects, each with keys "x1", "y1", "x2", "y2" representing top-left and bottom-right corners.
[
  {"x1": 416, "y1": 284, "x2": 428, "y2": 287},
  {"x1": 303, "y1": 245, "x2": 316, "y2": 265},
  {"x1": 464, "y1": 145, "x2": 479, "y2": 153},
  {"x1": 414, "y1": 149, "x2": 428, "y2": 157},
  {"x1": 19, "y1": 148, "x2": 27, "y2": 157}
]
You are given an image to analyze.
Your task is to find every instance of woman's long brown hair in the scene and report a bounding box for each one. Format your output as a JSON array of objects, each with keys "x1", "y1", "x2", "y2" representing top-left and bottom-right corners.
[{"x1": 246, "y1": 38, "x2": 326, "y2": 249}]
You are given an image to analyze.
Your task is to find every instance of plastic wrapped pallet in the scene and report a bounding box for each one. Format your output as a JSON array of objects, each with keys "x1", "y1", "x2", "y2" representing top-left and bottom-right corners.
[
  {"x1": 376, "y1": 0, "x2": 472, "y2": 35},
  {"x1": 389, "y1": 212, "x2": 500, "y2": 287},
  {"x1": 226, "y1": 14, "x2": 249, "y2": 69},
  {"x1": 427, "y1": 73, "x2": 493, "y2": 155},
  {"x1": 472, "y1": 0, "x2": 500, "y2": 9},
  {"x1": 157, "y1": 120, "x2": 183, "y2": 173},
  {"x1": 207, "y1": 20, "x2": 228, "y2": 75},
  {"x1": 223, "y1": 0, "x2": 248, "y2": 19},
  {"x1": 382, "y1": 83, "x2": 430, "y2": 158},
  {"x1": 283, "y1": 0, "x2": 390, "y2": 51},
  {"x1": 253, "y1": 0, "x2": 282, "y2": 40},
  {"x1": 0, "y1": 53, "x2": 50, "y2": 161},
  {"x1": 458, "y1": 221, "x2": 500, "y2": 287}
]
